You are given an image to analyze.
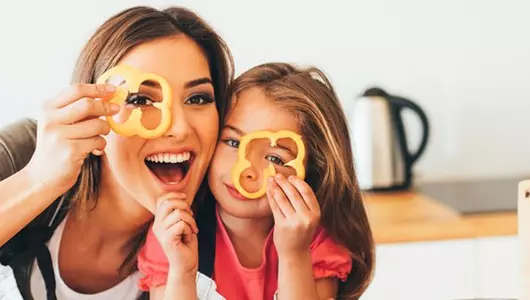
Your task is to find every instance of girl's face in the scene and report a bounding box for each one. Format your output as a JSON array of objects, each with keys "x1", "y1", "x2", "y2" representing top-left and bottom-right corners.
[
  {"x1": 101, "y1": 35, "x2": 219, "y2": 213},
  {"x1": 208, "y1": 87, "x2": 304, "y2": 218}
]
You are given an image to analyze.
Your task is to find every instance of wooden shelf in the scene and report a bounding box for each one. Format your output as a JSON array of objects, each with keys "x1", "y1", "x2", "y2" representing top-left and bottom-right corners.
[{"x1": 362, "y1": 191, "x2": 517, "y2": 244}]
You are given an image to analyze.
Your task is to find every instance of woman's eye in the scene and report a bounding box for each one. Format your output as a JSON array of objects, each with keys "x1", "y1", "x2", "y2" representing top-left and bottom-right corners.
[
  {"x1": 266, "y1": 155, "x2": 285, "y2": 166},
  {"x1": 185, "y1": 93, "x2": 214, "y2": 105},
  {"x1": 125, "y1": 93, "x2": 154, "y2": 107},
  {"x1": 224, "y1": 139, "x2": 240, "y2": 148}
]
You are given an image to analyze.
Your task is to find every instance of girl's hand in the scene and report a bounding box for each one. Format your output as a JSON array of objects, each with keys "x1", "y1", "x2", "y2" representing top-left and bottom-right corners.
[
  {"x1": 267, "y1": 174, "x2": 321, "y2": 256},
  {"x1": 25, "y1": 83, "x2": 119, "y2": 195},
  {"x1": 152, "y1": 193, "x2": 199, "y2": 276}
]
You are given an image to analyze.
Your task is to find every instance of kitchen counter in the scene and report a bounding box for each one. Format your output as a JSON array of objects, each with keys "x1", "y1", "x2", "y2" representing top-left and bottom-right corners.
[{"x1": 363, "y1": 191, "x2": 517, "y2": 244}]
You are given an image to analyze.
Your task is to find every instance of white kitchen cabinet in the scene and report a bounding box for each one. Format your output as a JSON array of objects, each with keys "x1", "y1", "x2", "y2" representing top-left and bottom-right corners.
[
  {"x1": 474, "y1": 235, "x2": 519, "y2": 299},
  {"x1": 362, "y1": 239, "x2": 477, "y2": 300},
  {"x1": 362, "y1": 235, "x2": 520, "y2": 299}
]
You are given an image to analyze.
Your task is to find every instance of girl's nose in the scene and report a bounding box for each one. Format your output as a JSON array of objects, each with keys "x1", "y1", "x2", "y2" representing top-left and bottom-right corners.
[{"x1": 241, "y1": 165, "x2": 259, "y2": 181}]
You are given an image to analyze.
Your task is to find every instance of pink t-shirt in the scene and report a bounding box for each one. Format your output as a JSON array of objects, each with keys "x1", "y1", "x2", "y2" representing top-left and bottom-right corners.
[
  {"x1": 212, "y1": 208, "x2": 352, "y2": 300},
  {"x1": 137, "y1": 207, "x2": 353, "y2": 299}
]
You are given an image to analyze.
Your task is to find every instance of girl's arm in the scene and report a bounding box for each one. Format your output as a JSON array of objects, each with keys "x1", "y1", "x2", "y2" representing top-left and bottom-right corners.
[
  {"x1": 278, "y1": 251, "x2": 338, "y2": 300},
  {"x1": 268, "y1": 175, "x2": 349, "y2": 300},
  {"x1": 149, "y1": 271, "x2": 197, "y2": 300},
  {"x1": 140, "y1": 194, "x2": 201, "y2": 300},
  {"x1": 149, "y1": 272, "x2": 226, "y2": 300}
]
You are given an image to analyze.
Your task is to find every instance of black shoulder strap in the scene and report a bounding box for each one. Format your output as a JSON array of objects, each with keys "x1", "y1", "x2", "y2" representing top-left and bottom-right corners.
[{"x1": 4, "y1": 196, "x2": 69, "y2": 300}]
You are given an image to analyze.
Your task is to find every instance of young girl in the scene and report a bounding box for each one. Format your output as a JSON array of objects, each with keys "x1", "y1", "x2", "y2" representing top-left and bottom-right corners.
[{"x1": 138, "y1": 63, "x2": 375, "y2": 299}]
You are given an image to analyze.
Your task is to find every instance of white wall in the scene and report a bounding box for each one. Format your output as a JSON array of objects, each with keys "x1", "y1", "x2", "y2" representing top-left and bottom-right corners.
[{"x1": 1, "y1": 0, "x2": 529, "y2": 182}]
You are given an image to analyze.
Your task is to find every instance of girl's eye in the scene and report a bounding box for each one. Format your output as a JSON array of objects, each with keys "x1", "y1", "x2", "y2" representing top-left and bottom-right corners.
[
  {"x1": 125, "y1": 93, "x2": 154, "y2": 107},
  {"x1": 185, "y1": 93, "x2": 214, "y2": 105},
  {"x1": 266, "y1": 155, "x2": 286, "y2": 166},
  {"x1": 223, "y1": 138, "x2": 240, "y2": 148}
]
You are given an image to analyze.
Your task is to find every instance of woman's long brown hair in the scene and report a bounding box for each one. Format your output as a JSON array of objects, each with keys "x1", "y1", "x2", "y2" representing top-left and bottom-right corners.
[
  {"x1": 230, "y1": 63, "x2": 375, "y2": 299},
  {"x1": 62, "y1": 5, "x2": 234, "y2": 273}
]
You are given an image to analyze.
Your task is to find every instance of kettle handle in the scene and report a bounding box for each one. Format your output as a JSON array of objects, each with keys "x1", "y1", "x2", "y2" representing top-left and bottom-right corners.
[{"x1": 390, "y1": 96, "x2": 430, "y2": 164}]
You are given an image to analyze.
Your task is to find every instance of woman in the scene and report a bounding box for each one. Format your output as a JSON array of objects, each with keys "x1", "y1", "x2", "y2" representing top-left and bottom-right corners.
[{"x1": 0, "y1": 5, "x2": 233, "y2": 300}]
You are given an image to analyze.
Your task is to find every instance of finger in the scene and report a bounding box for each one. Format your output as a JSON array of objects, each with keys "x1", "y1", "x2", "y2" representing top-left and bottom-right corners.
[
  {"x1": 60, "y1": 118, "x2": 111, "y2": 139},
  {"x1": 75, "y1": 136, "x2": 107, "y2": 156},
  {"x1": 52, "y1": 97, "x2": 120, "y2": 125},
  {"x1": 181, "y1": 223, "x2": 195, "y2": 244},
  {"x1": 163, "y1": 209, "x2": 198, "y2": 233},
  {"x1": 155, "y1": 194, "x2": 189, "y2": 220},
  {"x1": 157, "y1": 192, "x2": 188, "y2": 206},
  {"x1": 268, "y1": 177, "x2": 295, "y2": 217},
  {"x1": 167, "y1": 221, "x2": 194, "y2": 244},
  {"x1": 288, "y1": 176, "x2": 320, "y2": 213},
  {"x1": 185, "y1": 231, "x2": 198, "y2": 248},
  {"x1": 266, "y1": 182, "x2": 285, "y2": 220},
  {"x1": 159, "y1": 196, "x2": 191, "y2": 215},
  {"x1": 274, "y1": 174, "x2": 309, "y2": 213},
  {"x1": 48, "y1": 83, "x2": 117, "y2": 109}
]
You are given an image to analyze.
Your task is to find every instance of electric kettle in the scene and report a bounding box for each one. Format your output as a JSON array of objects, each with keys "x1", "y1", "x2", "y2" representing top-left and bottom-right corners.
[{"x1": 351, "y1": 87, "x2": 430, "y2": 191}]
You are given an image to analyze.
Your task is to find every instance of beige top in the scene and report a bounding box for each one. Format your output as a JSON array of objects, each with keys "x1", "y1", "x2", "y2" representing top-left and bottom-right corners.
[{"x1": 0, "y1": 118, "x2": 37, "y2": 180}]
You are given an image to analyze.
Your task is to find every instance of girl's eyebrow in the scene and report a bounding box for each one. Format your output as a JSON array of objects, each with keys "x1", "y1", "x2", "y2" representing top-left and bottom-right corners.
[
  {"x1": 224, "y1": 124, "x2": 298, "y2": 157},
  {"x1": 275, "y1": 141, "x2": 297, "y2": 157},
  {"x1": 224, "y1": 124, "x2": 245, "y2": 135}
]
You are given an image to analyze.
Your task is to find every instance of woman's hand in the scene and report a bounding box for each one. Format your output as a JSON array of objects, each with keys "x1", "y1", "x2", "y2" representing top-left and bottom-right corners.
[
  {"x1": 25, "y1": 83, "x2": 119, "y2": 195},
  {"x1": 267, "y1": 174, "x2": 321, "y2": 257},
  {"x1": 152, "y1": 193, "x2": 199, "y2": 277}
]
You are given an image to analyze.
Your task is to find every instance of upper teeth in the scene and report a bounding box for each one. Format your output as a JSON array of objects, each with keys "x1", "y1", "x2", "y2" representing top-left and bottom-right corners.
[{"x1": 146, "y1": 152, "x2": 191, "y2": 163}]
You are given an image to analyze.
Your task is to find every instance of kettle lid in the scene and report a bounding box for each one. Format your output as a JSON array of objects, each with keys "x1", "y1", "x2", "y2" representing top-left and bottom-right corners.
[{"x1": 362, "y1": 86, "x2": 389, "y2": 98}]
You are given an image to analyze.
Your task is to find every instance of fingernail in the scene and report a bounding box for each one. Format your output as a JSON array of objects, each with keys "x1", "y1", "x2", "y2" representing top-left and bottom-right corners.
[
  {"x1": 268, "y1": 177, "x2": 274, "y2": 183},
  {"x1": 106, "y1": 84, "x2": 116, "y2": 92},
  {"x1": 288, "y1": 175, "x2": 295, "y2": 182},
  {"x1": 275, "y1": 174, "x2": 282, "y2": 179},
  {"x1": 92, "y1": 149, "x2": 102, "y2": 156},
  {"x1": 109, "y1": 103, "x2": 120, "y2": 112}
]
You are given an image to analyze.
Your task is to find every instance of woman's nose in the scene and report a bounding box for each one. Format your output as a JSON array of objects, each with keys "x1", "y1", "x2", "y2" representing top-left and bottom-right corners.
[{"x1": 164, "y1": 104, "x2": 190, "y2": 141}]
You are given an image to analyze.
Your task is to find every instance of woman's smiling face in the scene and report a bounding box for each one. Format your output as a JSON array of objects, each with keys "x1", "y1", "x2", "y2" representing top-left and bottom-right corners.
[{"x1": 101, "y1": 35, "x2": 220, "y2": 213}]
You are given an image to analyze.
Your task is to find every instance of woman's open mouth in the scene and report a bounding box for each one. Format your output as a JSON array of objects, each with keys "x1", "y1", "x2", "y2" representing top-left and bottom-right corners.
[{"x1": 145, "y1": 152, "x2": 194, "y2": 189}]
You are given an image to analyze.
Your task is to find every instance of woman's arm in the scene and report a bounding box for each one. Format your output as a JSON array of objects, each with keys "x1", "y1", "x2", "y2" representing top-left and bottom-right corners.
[
  {"x1": 0, "y1": 119, "x2": 62, "y2": 246},
  {"x1": 0, "y1": 164, "x2": 63, "y2": 246},
  {"x1": 0, "y1": 84, "x2": 120, "y2": 247}
]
